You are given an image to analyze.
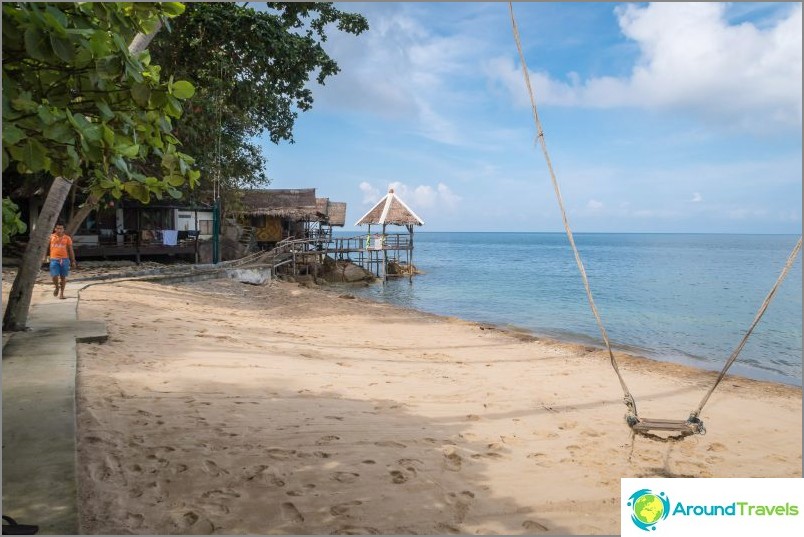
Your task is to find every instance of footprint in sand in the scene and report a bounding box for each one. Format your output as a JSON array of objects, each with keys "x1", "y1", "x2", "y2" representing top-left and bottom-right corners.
[
  {"x1": 266, "y1": 448, "x2": 296, "y2": 460},
  {"x1": 442, "y1": 448, "x2": 463, "y2": 472},
  {"x1": 522, "y1": 520, "x2": 549, "y2": 532},
  {"x1": 201, "y1": 489, "x2": 241, "y2": 500},
  {"x1": 330, "y1": 501, "x2": 362, "y2": 516},
  {"x1": 125, "y1": 512, "x2": 144, "y2": 529},
  {"x1": 244, "y1": 465, "x2": 286, "y2": 487},
  {"x1": 375, "y1": 440, "x2": 406, "y2": 448},
  {"x1": 389, "y1": 470, "x2": 408, "y2": 484},
  {"x1": 316, "y1": 435, "x2": 340, "y2": 445},
  {"x1": 202, "y1": 460, "x2": 229, "y2": 477},
  {"x1": 446, "y1": 490, "x2": 475, "y2": 523},
  {"x1": 281, "y1": 502, "x2": 304, "y2": 523},
  {"x1": 362, "y1": 460, "x2": 376, "y2": 465},
  {"x1": 470, "y1": 452, "x2": 504, "y2": 460},
  {"x1": 332, "y1": 526, "x2": 380, "y2": 535},
  {"x1": 331, "y1": 472, "x2": 360, "y2": 483},
  {"x1": 707, "y1": 442, "x2": 728, "y2": 452}
]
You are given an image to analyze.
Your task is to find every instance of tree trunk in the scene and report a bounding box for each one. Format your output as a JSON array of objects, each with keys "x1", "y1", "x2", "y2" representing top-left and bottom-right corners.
[
  {"x1": 3, "y1": 177, "x2": 73, "y2": 331},
  {"x1": 65, "y1": 193, "x2": 100, "y2": 236}
]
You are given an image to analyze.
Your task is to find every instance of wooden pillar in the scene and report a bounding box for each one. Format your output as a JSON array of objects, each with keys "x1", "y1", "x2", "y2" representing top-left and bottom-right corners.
[
  {"x1": 408, "y1": 224, "x2": 414, "y2": 283},
  {"x1": 382, "y1": 223, "x2": 387, "y2": 283},
  {"x1": 135, "y1": 209, "x2": 141, "y2": 265}
]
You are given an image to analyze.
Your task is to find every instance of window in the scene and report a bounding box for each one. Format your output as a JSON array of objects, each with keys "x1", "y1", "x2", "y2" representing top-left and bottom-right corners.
[{"x1": 199, "y1": 220, "x2": 213, "y2": 234}]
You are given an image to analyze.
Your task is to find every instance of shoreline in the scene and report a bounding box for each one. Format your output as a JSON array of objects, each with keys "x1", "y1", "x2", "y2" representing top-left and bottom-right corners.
[
  {"x1": 324, "y1": 279, "x2": 802, "y2": 392},
  {"x1": 343, "y1": 276, "x2": 803, "y2": 389}
]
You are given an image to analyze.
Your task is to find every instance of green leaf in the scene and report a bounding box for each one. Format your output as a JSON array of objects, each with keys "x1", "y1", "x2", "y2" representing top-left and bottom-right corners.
[
  {"x1": 82, "y1": 124, "x2": 103, "y2": 142},
  {"x1": 188, "y1": 169, "x2": 201, "y2": 187},
  {"x1": 24, "y1": 26, "x2": 51, "y2": 62},
  {"x1": 42, "y1": 121, "x2": 75, "y2": 144},
  {"x1": 11, "y1": 93, "x2": 37, "y2": 113},
  {"x1": 8, "y1": 139, "x2": 50, "y2": 173},
  {"x1": 166, "y1": 174, "x2": 185, "y2": 187},
  {"x1": 123, "y1": 181, "x2": 150, "y2": 203},
  {"x1": 164, "y1": 96, "x2": 183, "y2": 118},
  {"x1": 37, "y1": 105, "x2": 58, "y2": 125},
  {"x1": 2, "y1": 124, "x2": 25, "y2": 145},
  {"x1": 102, "y1": 125, "x2": 115, "y2": 146},
  {"x1": 88, "y1": 30, "x2": 111, "y2": 57},
  {"x1": 96, "y1": 100, "x2": 114, "y2": 120},
  {"x1": 116, "y1": 144, "x2": 140, "y2": 158},
  {"x1": 167, "y1": 187, "x2": 183, "y2": 200},
  {"x1": 160, "y1": 3, "x2": 186, "y2": 17},
  {"x1": 131, "y1": 83, "x2": 151, "y2": 107},
  {"x1": 49, "y1": 34, "x2": 75, "y2": 62},
  {"x1": 171, "y1": 80, "x2": 195, "y2": 100},
  {"x1": 95, "y1": 55, "x2": 122, "y2": 77}
]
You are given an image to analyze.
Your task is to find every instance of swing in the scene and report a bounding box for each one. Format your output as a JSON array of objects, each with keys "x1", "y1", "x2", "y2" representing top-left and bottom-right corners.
[{"x1": 507, "y1": 3, "x2": 803, "y2": 438}]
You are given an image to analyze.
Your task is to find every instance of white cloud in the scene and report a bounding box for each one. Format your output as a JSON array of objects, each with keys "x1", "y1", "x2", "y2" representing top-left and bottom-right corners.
[
  {"x1": 316, "y1": 4, "x2": 486, "y2": 145},
  {"x1": 690, "y1": 192, "x2": 703, "y2": 203},
  {"x1": 360, "y1": 181, "x2": 461, "y2": 213},
  {"x1": 587, "y1": 199, "x2": 604, "y2": 209},
  {"x1": 489, "y1": 3, "x2": 802, "y2": 131},
  {"x1": 359, "y1": 181, "x2": 380, "y2": 204}
]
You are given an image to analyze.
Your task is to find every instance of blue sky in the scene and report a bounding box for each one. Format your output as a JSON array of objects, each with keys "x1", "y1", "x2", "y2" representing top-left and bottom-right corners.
[{"x1": 260, "y1": 2, "x2": 802, "y2": 233}]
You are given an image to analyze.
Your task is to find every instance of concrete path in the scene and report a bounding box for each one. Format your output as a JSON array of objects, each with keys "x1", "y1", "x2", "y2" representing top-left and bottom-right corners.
[{"x1": 2, "y1": 286, "x2": 107, "y2": 535}]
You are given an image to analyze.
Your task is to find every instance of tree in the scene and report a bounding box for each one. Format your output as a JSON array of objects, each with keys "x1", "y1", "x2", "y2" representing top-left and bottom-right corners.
[
  {"x1": 147, "y1": 2, "x2": 369, "y2": 210},
  {"x1": 2, "y1": 2, "x2": 197, "y2": 330},
  {"x1": 2, "y1": 198, "x2": 27, "y2": 245}
]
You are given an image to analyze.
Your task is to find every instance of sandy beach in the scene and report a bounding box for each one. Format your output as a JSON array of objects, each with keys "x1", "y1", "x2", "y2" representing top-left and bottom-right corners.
[{"x1": 6, "y1": 271, "x2": 801, "y2": 534}]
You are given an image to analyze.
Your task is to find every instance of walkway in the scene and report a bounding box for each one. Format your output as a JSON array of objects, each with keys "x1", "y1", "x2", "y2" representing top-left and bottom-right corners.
[{"x1": 2, "y1": 286, "x2": 107, "y2": 535}]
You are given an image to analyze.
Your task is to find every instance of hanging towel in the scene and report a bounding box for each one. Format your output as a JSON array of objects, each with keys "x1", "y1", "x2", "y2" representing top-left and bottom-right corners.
[{"x1": 162, "y1": 229, "x2": 178, "y2": 246}]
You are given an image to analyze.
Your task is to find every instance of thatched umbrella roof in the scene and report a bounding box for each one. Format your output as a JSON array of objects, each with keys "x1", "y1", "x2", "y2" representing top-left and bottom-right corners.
[
  {"x1": 355, "y1": 188, "x2": 424, "y2": 227},
  {"x1": 240, "y1": 188, "x2": 319, "y2": 220}
]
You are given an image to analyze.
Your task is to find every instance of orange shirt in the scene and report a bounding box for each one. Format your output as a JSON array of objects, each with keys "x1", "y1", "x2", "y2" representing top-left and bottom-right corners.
[{"x1": 49, "y1": 234, "x2": 72, "y2": 259}]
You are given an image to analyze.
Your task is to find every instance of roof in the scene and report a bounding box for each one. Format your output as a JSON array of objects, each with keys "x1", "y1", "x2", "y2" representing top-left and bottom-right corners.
[
  {"x1": 328, "y1": 202, "x2": 347, "y2": 227},
  {"x1": 355, "y1": 189, "x2": 424, "y2": 227},
  {"x1": 239, "y1": 188, "x2": 319, "y2": 220},
  {"x1": 315, "y1": 198, "x2": 347, "y2": 227}
]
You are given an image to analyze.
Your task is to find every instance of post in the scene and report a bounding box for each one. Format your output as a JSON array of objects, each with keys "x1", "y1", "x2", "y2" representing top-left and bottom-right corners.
[
  {"x1": 408, "y1": 224, "x2": 414, "y2": 283},
  {"x1": 135, "y1": 209, "x2": 141, "y2": 265},
  {"x1": 212, "y1": 198, "x2": 220, "y2": 264},
  {"x1": 382, "y1": 223, "x2": 387, "y2": 283}
]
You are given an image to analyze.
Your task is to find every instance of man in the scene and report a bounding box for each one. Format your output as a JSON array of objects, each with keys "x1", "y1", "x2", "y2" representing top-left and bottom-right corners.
[{"x1": 48, "y1": 223, "x2": 77, "y2": 299}]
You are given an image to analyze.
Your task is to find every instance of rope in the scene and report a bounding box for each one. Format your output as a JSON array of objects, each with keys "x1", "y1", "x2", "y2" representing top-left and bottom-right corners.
[
  {"x1": 691, "y1": 235, "x2": 802, "y2": 418},
  {"x1": 507, "y1": 3, "x2": 637, "y2": 419}
]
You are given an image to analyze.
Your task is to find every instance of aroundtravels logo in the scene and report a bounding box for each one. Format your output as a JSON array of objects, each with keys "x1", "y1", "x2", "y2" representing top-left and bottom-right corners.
[{"x1": 627, "y1": 489, "x2": 670, "y2": 531}]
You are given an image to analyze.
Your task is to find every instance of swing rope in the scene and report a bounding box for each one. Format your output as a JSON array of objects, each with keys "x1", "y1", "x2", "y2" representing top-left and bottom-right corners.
[
  {"x1": 691, "y1": 236, "x2": 802, "y2": 419},
  {"x1": 508, "y1": 2, "x2": 802, "y2": 437},
  {"x1": 507, "y1": 3, "x2": 638, "y2": 421}
]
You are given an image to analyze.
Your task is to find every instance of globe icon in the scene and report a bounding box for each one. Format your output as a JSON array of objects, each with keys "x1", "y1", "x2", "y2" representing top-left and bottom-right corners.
[{"x1": 633, "y1": 493, "x2": 664, "y2": 525}]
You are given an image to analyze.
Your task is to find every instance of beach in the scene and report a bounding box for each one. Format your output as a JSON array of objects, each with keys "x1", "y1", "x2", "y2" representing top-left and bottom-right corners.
[{"x1": 4, "y1": 271, "x2": 801, "y2": 534}]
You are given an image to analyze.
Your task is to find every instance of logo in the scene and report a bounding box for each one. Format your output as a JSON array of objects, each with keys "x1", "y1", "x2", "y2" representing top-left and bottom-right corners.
[{"x1": 628, "y1": 489, "x2": 670, "y2": 531}]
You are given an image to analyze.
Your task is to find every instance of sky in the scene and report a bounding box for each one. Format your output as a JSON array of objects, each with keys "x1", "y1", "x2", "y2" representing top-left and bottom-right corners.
[{"x1": 258, "y1": 2, "x2": 802, "y2": 234}]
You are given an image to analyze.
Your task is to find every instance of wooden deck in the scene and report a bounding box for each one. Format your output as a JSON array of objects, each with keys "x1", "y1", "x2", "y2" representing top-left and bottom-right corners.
[{"x1": 74, "y1": 243, "x2": 197, "y2": 262}]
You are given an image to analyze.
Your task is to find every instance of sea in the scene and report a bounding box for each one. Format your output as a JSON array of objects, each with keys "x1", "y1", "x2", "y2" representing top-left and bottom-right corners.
[{"x1": 334, "y1": 232, "x2": 803, "y2": 387}]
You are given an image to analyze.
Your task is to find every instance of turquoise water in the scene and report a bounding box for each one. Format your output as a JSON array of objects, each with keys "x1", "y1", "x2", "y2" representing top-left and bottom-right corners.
[{"x1": 337, "y1": 232, "x2": 802, "y2": 386}]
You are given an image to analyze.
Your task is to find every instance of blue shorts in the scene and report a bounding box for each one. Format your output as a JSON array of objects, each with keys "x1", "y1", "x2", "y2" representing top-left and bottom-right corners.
[{"x1": 49, "y1": 258, "x2": 71, "y2": 278}]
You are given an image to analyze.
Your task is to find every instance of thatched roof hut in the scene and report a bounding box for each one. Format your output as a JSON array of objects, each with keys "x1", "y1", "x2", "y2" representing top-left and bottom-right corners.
[
  {"x1": 355, "y1": 188, "x2": 424, "y2": 227},
  {"x1": 240, "y1": 188, "x2": 320, "y2": 220}
]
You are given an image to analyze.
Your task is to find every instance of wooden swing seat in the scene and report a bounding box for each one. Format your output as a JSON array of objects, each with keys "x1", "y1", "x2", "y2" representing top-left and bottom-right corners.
[{"x1": 630, "y1": 417, "x2": 704, "y2": 436}]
